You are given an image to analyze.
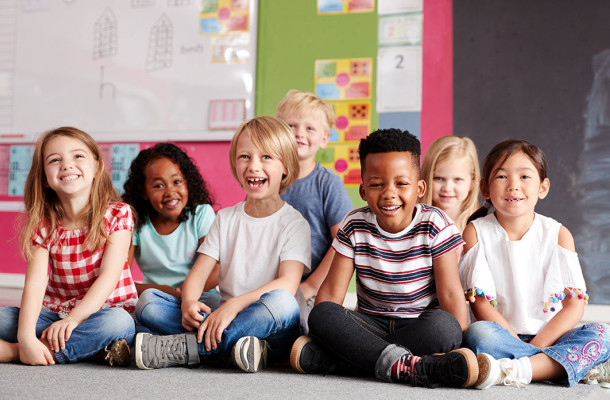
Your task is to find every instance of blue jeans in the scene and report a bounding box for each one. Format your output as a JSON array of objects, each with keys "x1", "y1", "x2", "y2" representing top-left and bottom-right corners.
[
  {"x1": 135, "y1": 288, "x2": 221, "y2": 334},
  {"x1": 136, "y1": 288, "x2": 300, "y2": 359},
  {"x1": 0, "y1": 306, "x2": 135, "y2": 364},
  {"x1": 463, "y1": 321, "x2": 610, "y2": 386}
]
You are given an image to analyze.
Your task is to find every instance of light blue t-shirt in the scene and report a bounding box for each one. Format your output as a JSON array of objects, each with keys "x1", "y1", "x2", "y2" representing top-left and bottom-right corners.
[
  {"x1": 133, "y1": 203, "x2": 216, "y2": 287},
  {"x1": 280, "y1": 163, "x2": 353, "y2": 280}
]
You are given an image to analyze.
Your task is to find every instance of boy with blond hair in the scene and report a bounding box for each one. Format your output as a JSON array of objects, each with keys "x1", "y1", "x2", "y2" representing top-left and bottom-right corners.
[{"x1": 276, "y1": 90, "x2": 353, "y2": 332}]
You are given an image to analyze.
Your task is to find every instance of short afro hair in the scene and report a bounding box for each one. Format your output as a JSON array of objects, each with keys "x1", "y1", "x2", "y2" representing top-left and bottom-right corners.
[{"x1": 359, "y1": 128, "x2": 421, "y2": 174}]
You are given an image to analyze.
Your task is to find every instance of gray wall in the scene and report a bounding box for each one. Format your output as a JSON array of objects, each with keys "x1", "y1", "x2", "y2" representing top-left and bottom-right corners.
[{"x1": 454, "y1": 0, "x2": 610, "y2": 304}]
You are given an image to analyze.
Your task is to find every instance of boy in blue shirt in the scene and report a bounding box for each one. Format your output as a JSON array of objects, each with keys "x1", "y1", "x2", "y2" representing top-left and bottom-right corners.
[{"x1": 276, "y1": 90, "x2": 353, "y2": 333}]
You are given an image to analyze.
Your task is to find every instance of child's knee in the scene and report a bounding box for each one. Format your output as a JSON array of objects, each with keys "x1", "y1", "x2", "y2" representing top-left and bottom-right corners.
[
  {"x1": 97, "y1": 308, "x2": 135, "y2": 339},
  {"x1": 259, "y1": 289, "x2": 299, "y2": 325},
  {"x1": 135, "y1": 288, "x2": 166, "y2": 320},
  {"x1": 309, "y1": 301, "x2": 342, "y2": 330},
  {"x1": 463, "y1": 321, "x2": 498, "y2": 348}
]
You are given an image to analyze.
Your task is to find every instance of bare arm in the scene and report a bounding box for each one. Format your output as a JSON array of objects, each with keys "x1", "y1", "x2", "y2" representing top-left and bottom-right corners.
[
  {"x1": 180, "y1": 253, "x2": 217, "y2": 330},
  {"x1": 315, "y1": 253, "x2": 354, "y2": 306},
  {"x1": 17, "y1": 245, "x2": 55, "y2": 365},
  {"x1": 300, "y1": 223, "x2": 341, "y2": 300},
  {"x1": 199, "y1": 259, "x2": 304, "y2": 350},
  {"x1": 434, "y1": 250, "x2": 468, "y2": 331}
]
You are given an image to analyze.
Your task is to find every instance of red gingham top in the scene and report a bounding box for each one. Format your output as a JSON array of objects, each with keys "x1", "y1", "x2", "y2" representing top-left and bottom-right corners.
[{"x1": 32, "y1": 203, "x2": 138, "y2": 318}]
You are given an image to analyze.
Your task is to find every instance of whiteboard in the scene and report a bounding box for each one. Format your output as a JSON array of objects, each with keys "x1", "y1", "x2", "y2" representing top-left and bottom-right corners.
[{"x1": 0, "y1": 0, "x2": 257, "y2": 143}]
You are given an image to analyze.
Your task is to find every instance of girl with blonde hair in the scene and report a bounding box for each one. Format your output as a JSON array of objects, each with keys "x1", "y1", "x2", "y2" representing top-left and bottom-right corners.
[{"x1": 420, "y1": 135, "x2": 480, "y2": 232}]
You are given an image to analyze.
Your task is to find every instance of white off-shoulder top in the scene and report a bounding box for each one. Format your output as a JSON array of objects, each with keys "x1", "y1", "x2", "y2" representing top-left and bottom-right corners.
[{"x1": 459, "y1": 213, "x2": 587, "y2": 335}]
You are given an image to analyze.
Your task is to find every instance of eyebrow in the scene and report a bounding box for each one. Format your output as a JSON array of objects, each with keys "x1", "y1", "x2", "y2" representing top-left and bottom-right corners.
[{"x1": 44, "y1": 148, "x2": 87, "y2": 161}]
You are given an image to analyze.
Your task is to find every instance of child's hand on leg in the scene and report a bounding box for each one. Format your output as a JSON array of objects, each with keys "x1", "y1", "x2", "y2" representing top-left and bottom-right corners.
[
  {"x1": 181, "y1": 300, "x2": 211, "y2": 331},
  {"x1": 41, "y1": 317, "x2": 78, "y2": 352}
]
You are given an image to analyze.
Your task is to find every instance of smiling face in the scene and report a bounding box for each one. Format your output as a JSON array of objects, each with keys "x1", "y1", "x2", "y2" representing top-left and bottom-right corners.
[
  {"x1": 485, "y1": 151, "x2": 549, "y2": 222},
  {"x1": 143, "y1": 157, "x2": 188, "y2": 223},
  {"x1": 283, "y1": 109, "x2": 329, "y2": 164},
  {"x1": 359, "y1": 151, "x2": 426, "y2": 233},
  {"x1": 234, "y1": 130, "x2": 287, "y2": 202},
  {"x1": 43, "y1": 135, "x2": 98, "y2": 202},
  {"x1": 431, "y1": 156, "x2": 473, "y2": 217}
]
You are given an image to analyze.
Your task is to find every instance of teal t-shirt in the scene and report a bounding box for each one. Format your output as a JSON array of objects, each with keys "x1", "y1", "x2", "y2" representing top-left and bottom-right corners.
[{"x1": 133, "y1": 204, "x2": 215, "y2": 287}]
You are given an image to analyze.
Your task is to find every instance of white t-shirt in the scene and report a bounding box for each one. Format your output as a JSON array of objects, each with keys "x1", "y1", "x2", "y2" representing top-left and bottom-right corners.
[
  {"x1": 459, "y1": 213, "x2": 586, "y2": 335},
  {"x1": 198, "y1": 201, "x2": 311, "y2": 305}
]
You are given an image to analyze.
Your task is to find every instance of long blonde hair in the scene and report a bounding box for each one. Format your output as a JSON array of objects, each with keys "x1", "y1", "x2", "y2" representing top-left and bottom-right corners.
[
  {"x1": 20, "y1": 127, "x2": 120, "y2": 261},
  {"x1": 229, "y1": 116, "x2": 300, "y2": 194},
  {"x1": 419, "y1": 135, "x2": 480, "y2": 231}
]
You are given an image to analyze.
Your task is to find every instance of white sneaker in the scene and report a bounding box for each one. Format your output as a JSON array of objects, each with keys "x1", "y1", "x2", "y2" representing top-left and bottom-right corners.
[
  {"x1": 475, "y1": 353, "x2": 528, "y2": 389},
  {"x1": 583, "y1": 359, "x2": 610, "y2": 388}
]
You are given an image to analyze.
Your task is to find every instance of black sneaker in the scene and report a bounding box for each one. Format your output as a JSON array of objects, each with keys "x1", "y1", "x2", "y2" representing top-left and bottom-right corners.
[
  {"x1": 290, "y1": 336, "x2": 337, "y2": 374},
  {"x1": 411, "y1": 348, "x2": 479, "y2": 388},
  {"x1": 134, "y1": 332, "x2": 200, "y2": 370}
]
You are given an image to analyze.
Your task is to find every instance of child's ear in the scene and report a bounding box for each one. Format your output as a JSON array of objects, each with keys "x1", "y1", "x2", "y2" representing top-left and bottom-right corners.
[
  {"x1": 539, "y1": 178, "x2": 550, "y2": 199},
  {"x1": 320, "y1": 131, "x2": 330, "y2": 149},
  {"x1": 417, "y1": 179, "x2": 426, "y2": 198},
  {"x1": 359, "y1": 184, "x2": 366, "y2": 201},
  {"x1": 480, "y1": 181, "x2": 489, "y2": 199}
]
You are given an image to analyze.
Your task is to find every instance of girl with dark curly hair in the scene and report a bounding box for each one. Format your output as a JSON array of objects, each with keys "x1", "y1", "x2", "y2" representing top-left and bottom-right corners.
[{"x1": 122, "y1": 143, "x2": 221, "y2": 328}]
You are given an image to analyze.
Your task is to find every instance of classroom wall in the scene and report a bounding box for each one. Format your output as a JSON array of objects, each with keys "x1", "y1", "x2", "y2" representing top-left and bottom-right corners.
[
  {"x1": 0, "y1": 0, "x2": 452, "y2": 278},
  {"x1": 0, "y1": 140, "x2": 243, "y2": 278}
]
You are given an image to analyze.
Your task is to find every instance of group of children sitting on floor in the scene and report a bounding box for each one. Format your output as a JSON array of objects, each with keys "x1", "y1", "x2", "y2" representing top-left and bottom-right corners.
[{"x1": 0, "y1": 90, "x2": 608, "y2": 390}]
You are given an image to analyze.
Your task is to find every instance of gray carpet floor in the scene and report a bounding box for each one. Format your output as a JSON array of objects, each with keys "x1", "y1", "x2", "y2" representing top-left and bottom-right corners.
[{"x1": 1, "y1": 362, "x2": 607, "y2": 400}]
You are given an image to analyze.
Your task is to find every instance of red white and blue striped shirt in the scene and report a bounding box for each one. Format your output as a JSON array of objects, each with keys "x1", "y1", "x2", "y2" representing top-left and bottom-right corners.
[{"x1": 333, "y1": 203, "x2": 464, "y2": 318}]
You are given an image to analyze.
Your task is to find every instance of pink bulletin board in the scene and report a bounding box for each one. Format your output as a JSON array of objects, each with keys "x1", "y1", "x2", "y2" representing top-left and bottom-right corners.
[
  {"x1": 0, "y1": 141, "x2": 244, "y2": 278},
  {"x1": 421, "y1": 0, "x2": 452, "y2": 155}
]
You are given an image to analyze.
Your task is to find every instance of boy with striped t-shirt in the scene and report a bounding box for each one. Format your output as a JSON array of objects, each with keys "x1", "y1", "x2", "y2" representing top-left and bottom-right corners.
[{"x1": 290, "y1": 129, "x2": 479, "y2": 388}]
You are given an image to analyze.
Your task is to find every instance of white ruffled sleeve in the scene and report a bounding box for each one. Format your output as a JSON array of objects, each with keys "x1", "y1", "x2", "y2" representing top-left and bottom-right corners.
[
  {"x1": 459, "y1": 242, "x2": 497, "y2": 304},
  {"x1": 542, "y1": 245, "x2": 588, "y2": 312}
]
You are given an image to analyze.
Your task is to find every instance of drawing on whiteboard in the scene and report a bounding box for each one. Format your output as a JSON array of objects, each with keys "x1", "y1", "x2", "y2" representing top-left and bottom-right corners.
[
  {"x1": 93, "y1": 8, "x2": 118, "y2": 59},
  {"x1": 99, "y1": 66, "x2": 116, "y2": 100},
  {"x1": 576, "y1": 49, "x2": 610, "y2": 303},
  {"x1": 147, "y1": 13, "x2": 173, "y2": 71},
  {"x1": 132, "y1": 0, "x2": 155, "y2": 7}
]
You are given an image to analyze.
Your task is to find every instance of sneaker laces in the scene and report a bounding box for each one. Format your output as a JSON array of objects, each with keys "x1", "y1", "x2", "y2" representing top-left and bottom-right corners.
[
  {"x1": 583, "y1": 362, "x2": 610, "y2": 388},
  {"x1": 155, "y1": 336, "x2": 187, "y2": 364},
  {"x1": 499, "y1": 359, "x2": 528, "y2": 388}
]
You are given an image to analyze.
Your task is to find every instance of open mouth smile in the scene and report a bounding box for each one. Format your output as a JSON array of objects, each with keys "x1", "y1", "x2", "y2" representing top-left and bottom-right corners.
[{"x1": 247, "y1": 177, "x2": 267, "y2": 188}]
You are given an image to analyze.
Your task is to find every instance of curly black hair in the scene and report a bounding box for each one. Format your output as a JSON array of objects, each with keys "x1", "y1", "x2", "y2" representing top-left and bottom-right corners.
[
  {"x1": 359, "y1": 128, "x2": 421, "y2": 173},
  {"x1": 122, "y1": 143, "x2": 214, "y2": 231}
]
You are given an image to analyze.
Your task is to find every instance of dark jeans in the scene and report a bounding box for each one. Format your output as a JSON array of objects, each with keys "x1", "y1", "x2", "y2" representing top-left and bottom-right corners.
[{"x1": 308, "y1": 301, "x2": 463, "y2": 381}]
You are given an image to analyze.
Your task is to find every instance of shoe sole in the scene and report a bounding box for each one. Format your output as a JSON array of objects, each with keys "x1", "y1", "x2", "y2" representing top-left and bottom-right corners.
[
  {"x1": 290, "y1": 336, "x2": 313, "y2": 374},
  {"x1": 475, "y1": 353, "x2": 499, "y2": 389},
  {"x1": 450, "y1": 348, "x2": 479, "y2": 388},
  {"x1": 135, "y1": 333, "x2": 152, "y2": 370},
  {"x1": 233, "y1": 336, "x2": 267, "y2": 373},
  {"x1": 107, "y1": 339, "x2": 131, "y2": 367}
]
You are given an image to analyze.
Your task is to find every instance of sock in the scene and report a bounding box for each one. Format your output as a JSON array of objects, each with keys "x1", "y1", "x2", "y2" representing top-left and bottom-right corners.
[
  {"x1": 392, "y1": 353, "x2": 421, "y2": 382},
  {"x1": 514, "y1": 357, "x2": 533, "y2": 384}
]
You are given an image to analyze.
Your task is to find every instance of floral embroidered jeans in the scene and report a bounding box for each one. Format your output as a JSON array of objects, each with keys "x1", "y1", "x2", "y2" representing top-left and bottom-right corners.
[{"x1": 463, "y1": 320, "x2": 610, "y2": 386}]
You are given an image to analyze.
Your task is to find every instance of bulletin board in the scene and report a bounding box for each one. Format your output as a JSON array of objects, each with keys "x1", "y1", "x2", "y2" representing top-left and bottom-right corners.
[{"x1": 0, "y1": 0, "x2": 257, "y2": 144}]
